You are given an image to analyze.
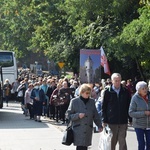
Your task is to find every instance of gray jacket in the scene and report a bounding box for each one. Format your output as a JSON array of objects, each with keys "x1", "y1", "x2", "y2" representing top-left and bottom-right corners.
[
  {"x1": 66, "y1": 97, "x2": 102, "y2": 146},
  {"x1": 129, "y1": 92, "x2": 150, "y2": 129}
]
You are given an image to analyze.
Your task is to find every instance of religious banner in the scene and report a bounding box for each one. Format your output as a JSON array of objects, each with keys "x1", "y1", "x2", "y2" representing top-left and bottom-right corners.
[
  {"x1": 100, "y1": 46, "x2": 111, "y2": 76},
  {"x1": 80, "y1": 49, "x2": 101, "y2": 83}
]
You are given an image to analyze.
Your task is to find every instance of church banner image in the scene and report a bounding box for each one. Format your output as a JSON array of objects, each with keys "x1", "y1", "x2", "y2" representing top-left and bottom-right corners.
[{"x1": 80, "y1": 49, "x2": 101, "y2": 83}]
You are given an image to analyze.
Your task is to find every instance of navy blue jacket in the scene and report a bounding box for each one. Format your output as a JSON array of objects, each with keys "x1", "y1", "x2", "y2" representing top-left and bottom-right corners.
[{"x1": 30, "y1": 88, "x2": 46, "y2": 103}]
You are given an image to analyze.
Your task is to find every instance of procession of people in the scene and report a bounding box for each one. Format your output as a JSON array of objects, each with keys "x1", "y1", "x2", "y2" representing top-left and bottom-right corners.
[{"x1": 3, "y1": 68, "x2": 150, "y2": 150}]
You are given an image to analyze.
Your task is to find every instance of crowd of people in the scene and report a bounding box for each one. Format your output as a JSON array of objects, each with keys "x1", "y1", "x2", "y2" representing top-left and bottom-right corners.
[
  {"x1": 2, "y1": 70, "x2": 150, "y2": 150},
  {"x1": 3, "y1": 73, "x2": 80, "y2": 123}
]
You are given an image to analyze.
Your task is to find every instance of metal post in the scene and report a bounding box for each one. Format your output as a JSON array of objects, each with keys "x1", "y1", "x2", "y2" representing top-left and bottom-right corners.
[
  {"x1": 0, "y1": 66, "x2": 3, "y2": 86},
  {"x1": 35, "y1": 61, "x2": 38, "y2": 75},
  {"x1": 0, "y1": 66, "x2": 3, "y2": 108},
  {"x1": 47, "y1": 60, "x2": 50, "y2": 73}
]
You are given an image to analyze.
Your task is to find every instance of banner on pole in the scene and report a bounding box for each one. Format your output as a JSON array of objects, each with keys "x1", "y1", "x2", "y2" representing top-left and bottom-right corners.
[
  {"x1": 80, "y1": 49, "x2": 101, "y2": 83},
  {"x1": 100, "y1": 47, "x2": 111, "y2": 76}
]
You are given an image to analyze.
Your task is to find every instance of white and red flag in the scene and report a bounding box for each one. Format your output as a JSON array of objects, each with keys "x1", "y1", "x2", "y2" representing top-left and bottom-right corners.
[{"x1": 100, "y1": 46, "x2": 111, "y2": 76}]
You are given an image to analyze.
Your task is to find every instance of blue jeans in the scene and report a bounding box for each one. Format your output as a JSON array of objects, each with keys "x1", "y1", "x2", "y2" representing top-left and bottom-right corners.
[{"x1": 135, "y1": 128, "x2": 150, "y2": 150}]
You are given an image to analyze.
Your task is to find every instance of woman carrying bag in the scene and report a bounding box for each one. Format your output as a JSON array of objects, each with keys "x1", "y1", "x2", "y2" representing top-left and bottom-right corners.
[{"x1": 66, "y1": 83, "x2": 103, "y2": 150}]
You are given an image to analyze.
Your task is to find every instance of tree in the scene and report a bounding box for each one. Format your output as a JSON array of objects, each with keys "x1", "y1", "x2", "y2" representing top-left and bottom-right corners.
[
  {"x1": 0, "y1": 0, "x2": 149, "y2": 80},
  {"x1": 113, "y1": 6, "x2": 150, "y2": 79},
  {"x1": 0, "y1": 0, "x2": 39, "y2": 59}
]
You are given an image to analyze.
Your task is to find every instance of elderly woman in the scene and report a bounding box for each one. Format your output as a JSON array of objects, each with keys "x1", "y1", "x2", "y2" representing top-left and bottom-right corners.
[
  {"x1": 66, "y1": 83, "x2": 103, "y2": 150},
  {"x1": 129, "y1": 81, "x2": 150, "y2": 150},
  {"x1": 30, "y1": 82, "x2": 45, "y2": 122}
]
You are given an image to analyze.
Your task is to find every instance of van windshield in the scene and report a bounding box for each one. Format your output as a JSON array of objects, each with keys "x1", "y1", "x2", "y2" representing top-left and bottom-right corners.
[{"x1": 0, "y1": 52, "x2": 14, "y2": 67}]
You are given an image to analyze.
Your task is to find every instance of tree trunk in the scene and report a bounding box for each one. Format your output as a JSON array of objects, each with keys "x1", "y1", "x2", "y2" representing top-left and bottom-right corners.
[{"x1": 135, "y1": 57, "x2": 145, "y2": 81}]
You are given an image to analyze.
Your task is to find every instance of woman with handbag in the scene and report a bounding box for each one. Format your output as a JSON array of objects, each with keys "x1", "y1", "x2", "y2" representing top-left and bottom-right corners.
[
  {"x1": 50, "y1": 83, "x2": 62, "y2": 122},
  {"x1": 66, "y1": 83, "x2": 103, "y2": 150}
]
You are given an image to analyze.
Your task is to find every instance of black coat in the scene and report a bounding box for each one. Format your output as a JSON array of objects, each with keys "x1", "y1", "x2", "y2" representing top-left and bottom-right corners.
[
  {"x1": 46, "y1": 86, "x2": 57, "y2": 100},
  {"x1": 101, "y1": 85, "x2": 131, "y2": 124}
]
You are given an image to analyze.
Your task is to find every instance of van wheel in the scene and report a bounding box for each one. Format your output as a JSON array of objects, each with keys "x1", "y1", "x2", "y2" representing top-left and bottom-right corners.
[{"x1": 0, "y1": 103, "x2": 3, "y2": 108}]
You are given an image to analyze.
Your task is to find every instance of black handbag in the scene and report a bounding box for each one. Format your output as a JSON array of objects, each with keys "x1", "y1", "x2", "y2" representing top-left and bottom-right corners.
[{"x1": 62, "y1": 123, "x2": 74, "y2": 146}]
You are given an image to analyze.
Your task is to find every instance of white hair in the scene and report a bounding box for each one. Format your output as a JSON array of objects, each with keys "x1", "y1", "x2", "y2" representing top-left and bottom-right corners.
[
  {"x1": 4, "y1": 79, "x2": 10, "y2": 84},
  {"x1": 136, "y1": 81, "x2": 147, "y2": 91},
  {"x1": 111, "y1": 73, "x2": 121, "y2": 81}
]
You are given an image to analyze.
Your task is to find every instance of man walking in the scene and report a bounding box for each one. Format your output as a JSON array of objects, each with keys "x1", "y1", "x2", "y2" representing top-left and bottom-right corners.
[{"x1": 101, "y1": 73, "x2": 131, "y2": 150}]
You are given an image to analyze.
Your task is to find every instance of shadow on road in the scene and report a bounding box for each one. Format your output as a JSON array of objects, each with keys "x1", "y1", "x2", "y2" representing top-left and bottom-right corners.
[{"x1": 0, "y1": 102, "x2": 49, "y2": 129}]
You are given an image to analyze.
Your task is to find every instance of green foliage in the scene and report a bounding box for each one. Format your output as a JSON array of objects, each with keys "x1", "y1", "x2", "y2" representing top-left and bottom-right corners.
[
  {"x1": 0, "y1": 0, "x2": 150, "y2": 79},
  {"x1": 114, "y1": 6, "x2": 150, "y2": 64},
  {"x1": 0, "y1": 0, "x2": 38, "y2": 58}
]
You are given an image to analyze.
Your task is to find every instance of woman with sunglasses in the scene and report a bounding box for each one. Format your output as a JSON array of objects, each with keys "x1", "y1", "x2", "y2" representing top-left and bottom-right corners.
[{"x1": 66, "y1": 83, "x2": 103, "y2": 150}]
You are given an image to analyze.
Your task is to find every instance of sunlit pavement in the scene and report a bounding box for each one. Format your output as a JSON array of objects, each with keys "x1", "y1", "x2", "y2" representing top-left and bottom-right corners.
[
  {"x1": 0, "y1": 101, "x2": 75, "y2": 150},
  {"x1": 0, "y1": 101, "x2": 137, "y2": 150}
]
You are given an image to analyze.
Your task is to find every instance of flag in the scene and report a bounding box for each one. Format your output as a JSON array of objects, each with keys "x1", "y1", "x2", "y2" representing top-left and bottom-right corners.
[{"x1": 100, "y1": 46, "x2": 111, "y2": 76}]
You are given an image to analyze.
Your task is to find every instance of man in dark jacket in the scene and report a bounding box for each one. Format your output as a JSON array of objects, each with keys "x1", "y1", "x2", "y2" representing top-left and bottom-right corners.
[{"x1": 101, "y1": 73, "x2": 131, "y2": 150}]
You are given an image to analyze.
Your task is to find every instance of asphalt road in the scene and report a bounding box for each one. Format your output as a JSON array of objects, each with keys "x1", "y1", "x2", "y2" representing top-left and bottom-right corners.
[{"x1": 0, "y1": 101, "x2": 137, "y2": 150}]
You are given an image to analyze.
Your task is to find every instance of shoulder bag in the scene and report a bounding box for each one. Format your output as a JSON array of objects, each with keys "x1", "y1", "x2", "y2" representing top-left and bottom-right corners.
[{"x1": 62, "y1": 121, "x2": 74, "y2": 146}]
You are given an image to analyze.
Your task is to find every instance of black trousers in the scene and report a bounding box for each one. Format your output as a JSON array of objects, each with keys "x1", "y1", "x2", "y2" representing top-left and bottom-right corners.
[
  {"x1": 49, "y1": 104, "x2": 55, "y2": 119},
  {"x1": 26, "y1": 103, "x2": 34, "y2": 118},
  {"x1": 76, "y1": 146, "x2": 87, "y2": 150},
  {"x1": 60, "y1": 104, "x2": 68, "y2": 122},
  {"x1": 55, "y1": 106, "x2": 60, "y2": 122}
]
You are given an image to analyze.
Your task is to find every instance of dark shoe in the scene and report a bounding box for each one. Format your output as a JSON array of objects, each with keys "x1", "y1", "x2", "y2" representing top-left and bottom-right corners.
[{"x1": 38, "y1": 120, "x2": 42, "y2": 122}]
